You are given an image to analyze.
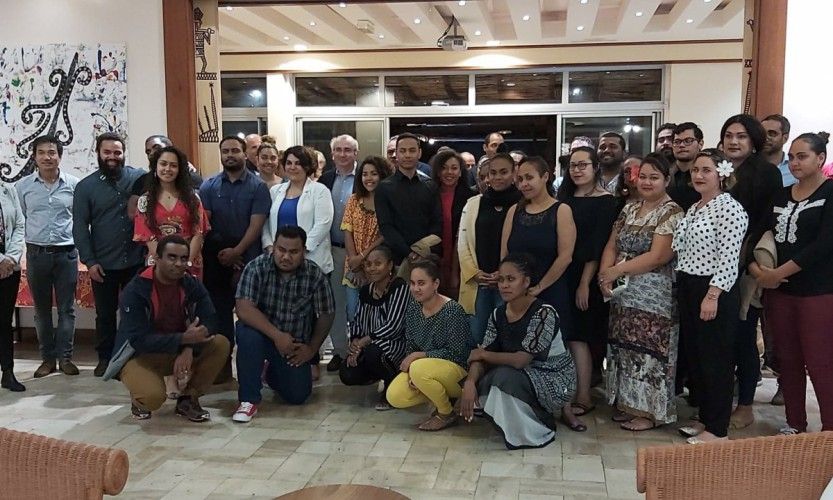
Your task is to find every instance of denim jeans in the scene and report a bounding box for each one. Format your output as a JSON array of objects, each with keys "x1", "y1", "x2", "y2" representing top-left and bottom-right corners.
[
  {"x1": 90, "y1": 265, "x2": 141, "y2": 361},
  {"x1": 470, "y1": 286, "x2": 503, "y2": 345},
  {"x1": 26, "y1": 248, "x2": 78, "y2": 360},
  {"x1": 235, "y1": 323, "x2": 312, "y2": 405},
  {"x1": 345, "y1": 285, "x2": 360, "y2": 327}
]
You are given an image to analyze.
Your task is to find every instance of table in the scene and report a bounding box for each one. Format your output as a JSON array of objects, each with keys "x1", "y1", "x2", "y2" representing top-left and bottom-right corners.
[{"x1": 276, "y1": 484, "x2": 409, "y2": 500}]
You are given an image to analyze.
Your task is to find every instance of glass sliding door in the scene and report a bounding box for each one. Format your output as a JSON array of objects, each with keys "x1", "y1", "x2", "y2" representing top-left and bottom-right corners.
[{"x1": 299, "y1": 119, "x2": 385, "y2": 171}]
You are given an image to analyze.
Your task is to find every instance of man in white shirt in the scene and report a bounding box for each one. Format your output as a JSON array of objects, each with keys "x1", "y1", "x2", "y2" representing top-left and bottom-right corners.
[{"x1": 598, "y1": 132, "x2": 626, "y2": 194}]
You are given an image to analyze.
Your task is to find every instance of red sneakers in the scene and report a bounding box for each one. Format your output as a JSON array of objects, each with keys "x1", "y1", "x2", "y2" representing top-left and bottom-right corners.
[{"x1": 232, "y1": 402, "x2": 258, "y2": 423}]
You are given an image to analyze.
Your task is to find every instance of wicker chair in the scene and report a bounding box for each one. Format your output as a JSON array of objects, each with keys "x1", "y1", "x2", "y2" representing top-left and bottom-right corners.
[
  {"x1": 0, "y1": 427, "x2": 129, "y2": 499},
  {"x1": 636, "y1": 432, "x2": 833, "y2": 500}
]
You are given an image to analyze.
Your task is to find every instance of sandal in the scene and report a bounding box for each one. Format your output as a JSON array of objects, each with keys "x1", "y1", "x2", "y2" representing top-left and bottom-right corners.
[
  {"x1": 678, "y1": 422, "x2": 705, "y2": 438},
  {"x1": 571, "y1": 402, "x2": 596, "y2": 417},
  {"x1": 620, "y1": 417, "x2": 661, "y2": 432},
  {"x1": 418, "y1": 412, "x2": 458, "y2": 431}
]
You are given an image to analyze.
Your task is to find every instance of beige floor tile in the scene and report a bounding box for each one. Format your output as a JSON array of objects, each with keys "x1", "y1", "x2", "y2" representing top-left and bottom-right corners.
[
  {"x1": 392, "y1": 486, "x2": 475, "y2": 500},
  {"x1": 211, "y1": 478, "x2": 307, "y2": 497},
  {"x1": 562, "y1": 454, "x2": 606, "y2": 483},
  {"x1": 160, "y1": 477, "x2": 225, "y2": 500},
  {"x1": 351, "y1": 468, "x2": 439, "y2": 489},
  {"x1": 520, "y1": 478, "x2": 608, "y2": 497},
  {"x1": 434, "y1": 460, "x2": 482, "y2": 491},
  {"x1": 603, "y1": 468, "x2": 641, "y2": 499}
]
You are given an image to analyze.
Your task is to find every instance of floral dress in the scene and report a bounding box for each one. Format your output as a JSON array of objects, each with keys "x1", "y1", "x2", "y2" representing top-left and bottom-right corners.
[
  {"x1": 134, "y1": 194, "x2": 209, "y2": 278},
  {"x1": 340, "y1": 194, "x2": 379, "y2": 288},
  {"x1": 605, "y1": 199, "x2": 683, "y2": 424}
]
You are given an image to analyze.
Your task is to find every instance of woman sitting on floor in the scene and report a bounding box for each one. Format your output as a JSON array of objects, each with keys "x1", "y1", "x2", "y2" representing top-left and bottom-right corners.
[
  {"x1": 386, "y1": 256, "x2": 471, "y2": 431},
  {"x1": 339, "y1": 245, "x2": 410, "y2": 410},
  {"x1": 459, "y1": 253, "x2": 576, "y2": 449}
]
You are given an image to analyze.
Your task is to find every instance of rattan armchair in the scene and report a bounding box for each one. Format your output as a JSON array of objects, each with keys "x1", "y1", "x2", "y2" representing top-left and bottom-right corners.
[
  {"x1": 636, "y1": 431, "x2": 833, "y2": 500},
  {"x1": 0, "y1": 427, "x2": 129, "y2": 499}
]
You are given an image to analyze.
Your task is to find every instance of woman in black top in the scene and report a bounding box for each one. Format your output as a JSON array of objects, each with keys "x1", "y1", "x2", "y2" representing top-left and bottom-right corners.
[
  {"x1": 750, "y1": 132, "x2": 833, "y2": 434},
  {"x1": 721, "y1": 114, "x2": 783, "y2": 430},
  {"x1": 557, "y1": 146, "x2": 618, "y2": 417}
]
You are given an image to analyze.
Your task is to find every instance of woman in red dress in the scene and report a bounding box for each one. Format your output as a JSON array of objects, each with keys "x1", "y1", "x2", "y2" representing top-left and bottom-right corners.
[{"x1": 134, "y1": 146, "x2": 209, "y2": 278}]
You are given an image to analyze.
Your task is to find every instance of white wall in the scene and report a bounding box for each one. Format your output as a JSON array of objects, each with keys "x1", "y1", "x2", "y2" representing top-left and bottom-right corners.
[
  {"x1": 3, "y1": 0, "x2": 167, "y2": 166},
  {"x1": 5, "y1": 0, "x2": 166, "y2": 329},
  {"x1": 784, "y1": 1, "x2": 833, "y2": 143},
  {"x1": 666, "y1": 62, "x2": 744, "y2": 146}
]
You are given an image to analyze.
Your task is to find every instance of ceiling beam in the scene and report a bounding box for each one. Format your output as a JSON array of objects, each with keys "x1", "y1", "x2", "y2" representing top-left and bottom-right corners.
[
  {"x1": 331, "y1": 3, "x2": 390, "y2": 46},
  {"x1": 219, "y1": 13, "x2": 284, "y2": 47},
  {"x1": 664, "y1": 0, "x2": 720, "y2": 33},
  {"x1": 504, "y1": 0, "x2": 542, "y2": 43},
  {"x1": 254, "y1": 6, "x2": 328, "y2": 45},
  {"x1": 445, "y1": 0, "x2": 496, "y2": 44},
  {"x1": 388, "y1": 2, "x2": 448, "y2": 45},
  {"x1": 703, "y1": 0, "x2": 744, "y2": 29},
  {"x1": 357, "y1": 4, "x2": 421, "y2": 45},
  {"x1": 565, "y1": 0, "x2": 600, "y2": 41},
  {"x1": 227, "y1": 7, "x2": 297, "y2": 47},
  {"x1": 280, "y1": 4, "x2": 369, "y2": 46},
  {"x1": 614, "y1": 0, "x2": 662, "y2": 38}
]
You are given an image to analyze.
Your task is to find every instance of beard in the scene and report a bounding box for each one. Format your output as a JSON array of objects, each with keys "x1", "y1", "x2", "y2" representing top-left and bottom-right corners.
[
  {"x1": 98, "y1": 156, "x2": 125, "y2": 176},
  {"x1": 223, "y1": 157, "x2": 244, "y2": 172},
  {"x1": 660, "y1": 147, "x2": 675, "y2": 162}
]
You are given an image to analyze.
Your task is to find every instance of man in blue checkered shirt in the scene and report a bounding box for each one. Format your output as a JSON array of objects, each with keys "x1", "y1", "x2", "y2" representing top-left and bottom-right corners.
[{"x1": 232, "y1": 225, "x2": 335, "y2": 423}]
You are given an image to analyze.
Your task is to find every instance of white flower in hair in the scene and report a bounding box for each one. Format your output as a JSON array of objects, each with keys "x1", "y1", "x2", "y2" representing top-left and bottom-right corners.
[{"x1": 716, "y1": 160, "x2": 734, "y2": 178}]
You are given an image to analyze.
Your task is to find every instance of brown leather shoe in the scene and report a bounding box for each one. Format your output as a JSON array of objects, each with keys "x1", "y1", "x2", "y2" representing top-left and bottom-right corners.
[
  {"x1": 175, "y1": 396, "x2": 210, "y2": 422},
  {"x1": 59, "y1": 359, "x2": 80, "y2": 376},
  {"x1": 34, "y1": 359, "x2": 57, "y2": 378}
]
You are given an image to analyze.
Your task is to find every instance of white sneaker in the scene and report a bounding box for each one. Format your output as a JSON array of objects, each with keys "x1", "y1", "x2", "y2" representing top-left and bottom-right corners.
[
  {"x1": 232, "y1": 402, "x2": 258, "y2": 423},
  {"x1": 778, "y1": 426, "x2": 799, "y2": 436}
]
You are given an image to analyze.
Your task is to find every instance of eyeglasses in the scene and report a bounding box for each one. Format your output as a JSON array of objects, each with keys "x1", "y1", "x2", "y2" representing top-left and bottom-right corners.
[
  {"x1": 569, "y1": 161, "x2": 593, "y2": 171},
  {"x1": 673, "y1": 137, "x2": 698, "y2": 147},
  {"x1": 657, "y1": 136, "x2": 673, "y2": 144}
]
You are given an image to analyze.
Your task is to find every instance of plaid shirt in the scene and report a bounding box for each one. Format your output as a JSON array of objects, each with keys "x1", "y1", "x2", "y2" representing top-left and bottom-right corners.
[{"x1": 235, "y1": 254, "x2": 335, "y2": 342}]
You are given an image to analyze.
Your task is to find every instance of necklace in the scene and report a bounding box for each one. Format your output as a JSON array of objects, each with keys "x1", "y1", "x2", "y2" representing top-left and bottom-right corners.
[{"x1": 372, "y1": 276, "x2": 392, "y2": 299}]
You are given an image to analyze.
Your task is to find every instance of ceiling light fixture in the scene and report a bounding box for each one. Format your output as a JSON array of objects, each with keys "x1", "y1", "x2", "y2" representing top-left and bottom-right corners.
[
  {"x1": 685, "y1": 18, "x2": 694, "y2": 23},
  {"x1": 414, "y1": 18, "x2": 421, "y2": 24},
  {"x1": 249, "y1": 89, "x2": 263, "y2": 98},
  {"x1": 474, "y1": 30, "x2": 482, "y2": 36},
  {"x1": 225, "y1": 6, "x2": 233, "y2": 11},
  {"x1": 378, "y1": 34, "x2": 384, "y2": 39},
  {"x1": 283, "y1": 36, "x2": 290, "y2": 40},
  {"x1": 458, "y1": 0, "x2": 466, "y2": 5},
  {"x1": 339, "y1": 2, "x2": 347, "y2": 7},
  {"x1": 576, "y1": 25, "x2": 585, "y2": 31},
  {"x1": 635, "y1": 11, "x2": 643, "y2": 17},
  {"x1": 522, "y1": 14, "x2": 530, "y2": 21},
  {"x1": 580, "y1": 0, "x2": 589, "y2": 4},
  {"x1": 505, "y1": 82, "x2": 516, "y2": 87},
  {"x1": 310, "y1": 21, "x2": 316, "y2": 26},
  {"x1": 486, "y1": 40, "x2": 500, "y2": 46},
  {"x1": 294, "y1": 44, "x2": 308, "y2": 51}
]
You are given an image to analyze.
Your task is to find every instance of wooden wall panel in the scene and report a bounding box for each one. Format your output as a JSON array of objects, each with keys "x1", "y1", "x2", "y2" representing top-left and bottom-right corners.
[{"x1": 162, "y1": 0, "x2": 199, "y2": 165}]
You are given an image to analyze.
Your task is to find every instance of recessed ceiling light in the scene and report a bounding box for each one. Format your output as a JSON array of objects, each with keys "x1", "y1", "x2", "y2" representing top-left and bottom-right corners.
[
  {"x1": 309, "y1": 21, "x2": 316, "y2": 26},
  {"x1": 635, "y1": 11, "x2": 643, "y2": 17},
  {"x1": 580, "y1": 0, "x2": 589, "y2": 4},
  {"x1": 294, "y1": 44, "x2": 308, "y2": 51},
  {"x1": 685, "y1": 18, "x2": 694, "y2": 23},
  {"x1": 576, "y1": 25, "x2": 585, "y2": 31},
  {"x1": 283, "y1": 36, "x2": 290, "y2": 41},
  {"x1": 414, "y1": 18, "x2": 421, "y2": 24},
  {"x1": 339, "y1": 2, "x2": 347, "y2": 7},
  {"x1": 486, "y1": 40, "x2": 500, "y2": 46},
  {"x1": 458, "y1": 0, "x2": 466, "y2": 5},
  {"x1": 522, "y1": 14, "x2": 530, "y2": 21},
  {"x1": 378, "y1": 34, "x2": 384, "y2": 39},
  {"x1": 474, "y1": 30, "x2": 482, "y2": 36},
  {"x1": 505, "y1": 82, "x2": 516, "y2": 87},
  {"x1": 225, "y1": 6, "x2": 233, "y2": 11},
  {"x1": 704, "y1": 0, "x2": 713, "y2": 2}
]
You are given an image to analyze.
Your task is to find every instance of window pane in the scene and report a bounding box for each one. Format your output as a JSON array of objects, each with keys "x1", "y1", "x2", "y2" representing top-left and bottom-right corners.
[
  {"x1": 295, "y1": 76, "x2": 380, "y2": 106},
  {"x1": 475, "y1": 73, "x2": 562, "y2": 104},
  {"x1": 221, "y1": 77, "x2": 267, "y2": 107},
  {"x1": 222, "y1": 120, "x2": 260, "y2": 138},
  {"x1": 568, "y1": 69, "x2": 662, "y2": 103},
  {"x1": 385, "y1": 75, "x2": 468, "y2": 106},
  {"x1": 301, "y1": 120, "x2": 385, "y2": 170},
  {"x1": 561, "y1": 116, "x2": 653, "y2": 158}
]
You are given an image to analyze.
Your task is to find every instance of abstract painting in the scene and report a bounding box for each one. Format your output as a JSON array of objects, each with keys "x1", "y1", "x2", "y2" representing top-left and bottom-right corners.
[{"x1": 0, "y1": 43, "x2": 128, "y2": 182}]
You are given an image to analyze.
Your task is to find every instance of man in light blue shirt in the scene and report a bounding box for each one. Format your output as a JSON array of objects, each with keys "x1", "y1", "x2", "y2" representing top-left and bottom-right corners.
[
  {"x1": 762, "y1": 114, "x2": 796, "y2": 187},
  {"x1": 318, "y1": 134, "x2": 358, "y2": 371},
  {"x1": 16, "y1": 135, "x2": 81, "y2": 378}
]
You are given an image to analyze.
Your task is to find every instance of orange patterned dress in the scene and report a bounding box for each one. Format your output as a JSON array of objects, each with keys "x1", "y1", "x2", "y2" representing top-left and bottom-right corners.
[
  {"x1": 134, "y1": 194, "x2": 210, "y2": 278},
  {"x1": 340, "y1": 194, "x2": 380, "y2": 287}
]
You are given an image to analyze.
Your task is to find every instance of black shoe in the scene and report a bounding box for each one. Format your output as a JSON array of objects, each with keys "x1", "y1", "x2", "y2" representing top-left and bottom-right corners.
[
  {"x1": 131, "y1": 402, "x2": 151, "y2": 420},
  {"x1": 326, "y1": 354, "x2": 343, "y2": 372},
  {"x1": 1, "y1": 371, "x2": 26, "y2": 392},
  {"x1": 59, "y1": 359, "x2": 80, "y2": 376},
  {"x1": 93, "y1": 359, "x2": 108, "y2": 377},
  {"x1": 176, "y1": 396, "x2": 210, "y2": 422}
]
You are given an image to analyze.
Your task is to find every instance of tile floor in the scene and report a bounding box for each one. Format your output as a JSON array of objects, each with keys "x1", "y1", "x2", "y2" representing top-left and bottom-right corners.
[{"x1": 1, "y1": 333, "x2": 822, "y2": 499}]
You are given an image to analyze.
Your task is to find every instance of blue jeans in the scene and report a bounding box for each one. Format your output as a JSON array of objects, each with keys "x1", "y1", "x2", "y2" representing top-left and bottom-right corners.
[
  {"x1": 345, "y1": 285, "x2": 360, "y2": 327},
  {"x1": 235, "y1": 323, "x2": 312, "y2": 405},
  {"x1": 26, "y1": 247, "x2": 78, "y2": 360},
  {"x1": 471, "y1": 286, "x2": 503, "y2": 345}
]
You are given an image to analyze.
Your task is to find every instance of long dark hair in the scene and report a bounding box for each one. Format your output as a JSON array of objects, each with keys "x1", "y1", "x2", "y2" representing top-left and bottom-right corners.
[
  {"x1": 430, "y1": 149, "x2": 465, "y2": 188},
  {"x1": 557, "y1": 146, "x2": 600, "y2": 201},
  {"x1": 354, "y1": 155, "x2": 393, "y2": 198},
  {"x1": 517, "y1": 156, "x2": 555, "y2": 208},
  {"x1": 145, "y1": 146, "x2": 200, "y2": 233}
]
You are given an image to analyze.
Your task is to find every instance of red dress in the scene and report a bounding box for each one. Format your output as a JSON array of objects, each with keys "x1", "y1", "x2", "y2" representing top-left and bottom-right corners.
[{"x1": 134, "y1": 194, "x2": 210, "y2": 278}]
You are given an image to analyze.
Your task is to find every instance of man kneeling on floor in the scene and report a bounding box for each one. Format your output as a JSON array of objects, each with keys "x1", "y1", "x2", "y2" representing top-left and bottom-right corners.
[
  {"x1": 233, "y1": 225, "x2": 335, "y2": 423},
  {"x1": 103, "y1": 234, "x2": 229, "y2": 421}
]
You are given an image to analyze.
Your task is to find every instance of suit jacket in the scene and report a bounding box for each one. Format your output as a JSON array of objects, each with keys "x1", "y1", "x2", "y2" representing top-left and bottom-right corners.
[{"x1": 263, "y1": 178, "x2": 335, "y2": 273}]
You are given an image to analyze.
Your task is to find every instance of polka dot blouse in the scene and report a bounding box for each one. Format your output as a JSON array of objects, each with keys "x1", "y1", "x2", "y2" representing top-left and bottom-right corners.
[{"x1": 672, "y1": 192, "x2": 749, "y2": 291}]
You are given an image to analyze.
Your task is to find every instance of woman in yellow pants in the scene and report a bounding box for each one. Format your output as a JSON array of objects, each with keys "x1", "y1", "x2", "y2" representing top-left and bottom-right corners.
[{"x1": 387, "y1": 256, "x2": 472, "y2": 431}]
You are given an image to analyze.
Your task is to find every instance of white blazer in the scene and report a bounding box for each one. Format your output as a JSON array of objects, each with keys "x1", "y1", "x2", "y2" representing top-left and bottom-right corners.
[
  {"x1": 263, "y1": 178, "x2": 334, "y2": 273},
  {"x1": 0, "y1": 181, "x2": 25, "y2": 269}
]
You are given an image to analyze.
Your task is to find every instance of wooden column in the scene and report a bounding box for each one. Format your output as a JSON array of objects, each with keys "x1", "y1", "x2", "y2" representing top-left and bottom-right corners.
[
  {"x1": 744, "y1": 0, "x2": 788, "y2": 117},
  {"x1": 193, "y1": 0, "x2": 223, "y2": 175},
  {"x1": 162, "y1": 0, "x2": 199, "y2": 163}
]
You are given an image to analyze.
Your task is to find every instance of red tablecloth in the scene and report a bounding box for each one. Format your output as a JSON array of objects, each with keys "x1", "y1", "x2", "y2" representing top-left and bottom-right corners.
[{"x1": 15, "y1": 257, "x2": 95, "y2": 308}]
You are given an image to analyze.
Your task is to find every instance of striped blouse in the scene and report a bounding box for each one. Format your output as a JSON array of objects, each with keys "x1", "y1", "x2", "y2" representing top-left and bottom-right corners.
[{"x1": 348, "y1": 277, "x2": 410, "y2": 366}]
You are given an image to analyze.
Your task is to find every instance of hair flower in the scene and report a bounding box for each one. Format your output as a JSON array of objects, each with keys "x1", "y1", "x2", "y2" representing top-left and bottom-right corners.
[{"x1": 716, "y1": 160, "x2": 734, "y2": 178}]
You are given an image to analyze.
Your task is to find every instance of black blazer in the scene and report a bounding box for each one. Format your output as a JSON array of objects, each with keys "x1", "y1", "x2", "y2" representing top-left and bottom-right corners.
[{"x1": 318, "y1": 168, "x2": 336, "y2": 191}]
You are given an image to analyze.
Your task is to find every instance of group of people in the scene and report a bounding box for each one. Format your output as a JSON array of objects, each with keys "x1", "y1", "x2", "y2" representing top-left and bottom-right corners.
[{"x1": 0, "y1": 112, "x2": 830, "y2": 450}]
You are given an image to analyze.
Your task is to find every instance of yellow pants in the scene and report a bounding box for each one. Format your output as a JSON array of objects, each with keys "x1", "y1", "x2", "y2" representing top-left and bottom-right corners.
[{"x1": 386, "y1": 357, "x2": 467, "y2": 415}]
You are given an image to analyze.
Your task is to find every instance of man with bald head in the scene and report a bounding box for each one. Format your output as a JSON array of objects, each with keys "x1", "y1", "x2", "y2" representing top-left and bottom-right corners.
[{"x1": 244, "y1": 134, "x2": 261, "y2": 173}]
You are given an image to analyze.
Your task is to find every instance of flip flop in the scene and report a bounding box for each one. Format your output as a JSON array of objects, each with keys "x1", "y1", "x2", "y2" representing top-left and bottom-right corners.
[
  {"x1": 620, "y1": 417, "x2": 661, "y2": 432},
  {"x1": 572, "y1": 402, "x2": 596, "y2": 417},
  {"x1": 561, "y1": 416, "x2": 587, "y2": 432}
]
